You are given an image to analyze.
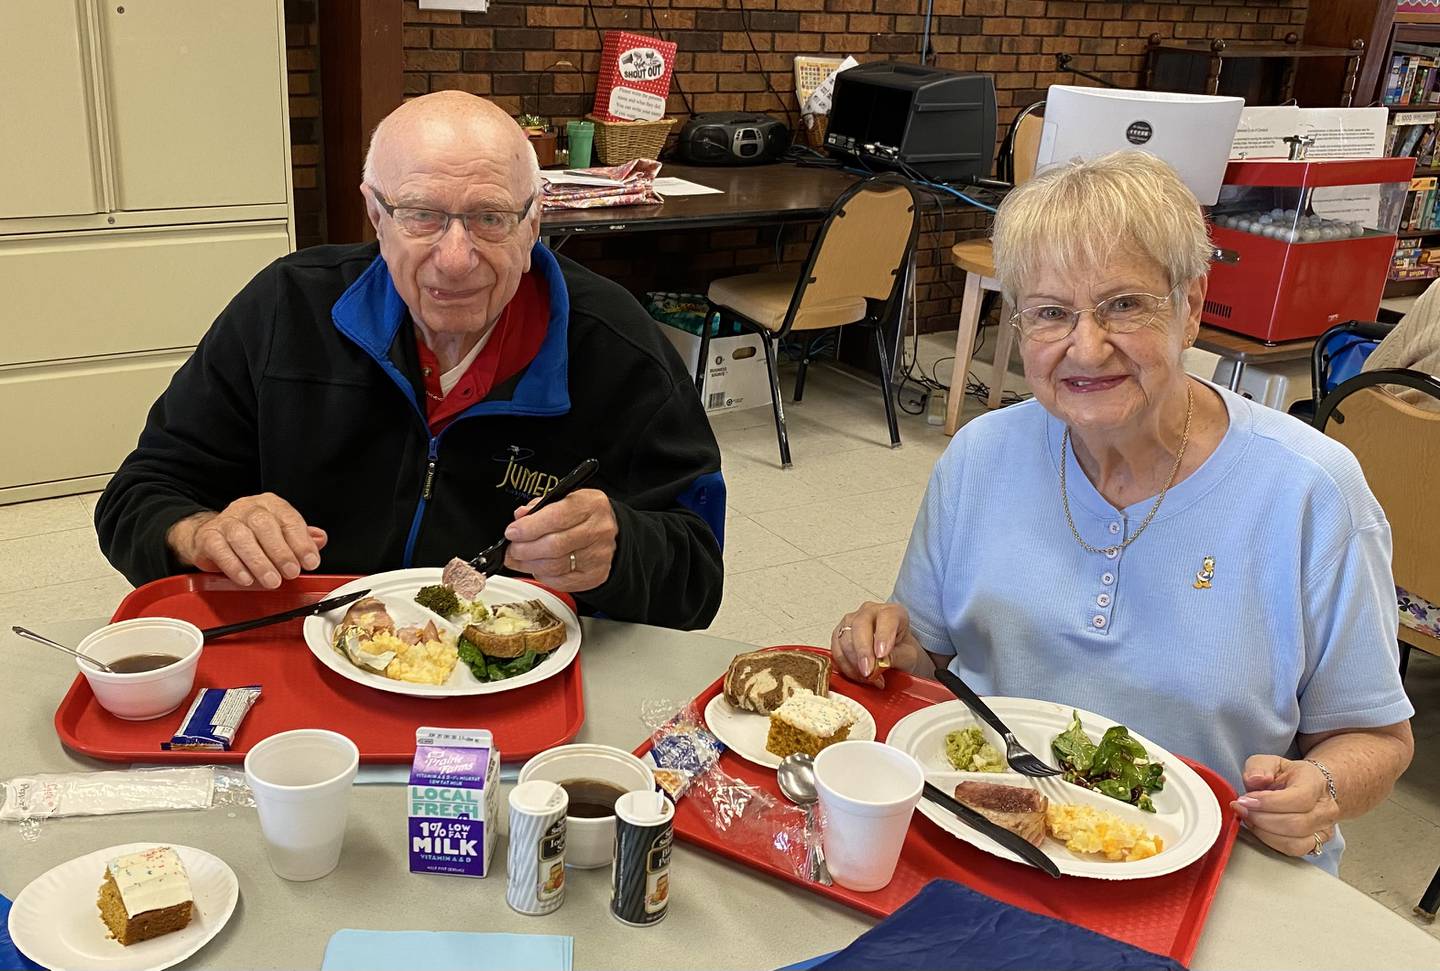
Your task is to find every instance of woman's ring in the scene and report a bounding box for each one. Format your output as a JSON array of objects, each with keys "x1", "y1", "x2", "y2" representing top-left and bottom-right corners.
[
  {"x1": 839, "y1": 625, "x2": 853, "y2": 635},
  {"x1": 568, "y1": 553, "x2": 578, "y2": 573},
  {"x1": 1308, "y1": 832, "x2": 1325, "y2": 856}
]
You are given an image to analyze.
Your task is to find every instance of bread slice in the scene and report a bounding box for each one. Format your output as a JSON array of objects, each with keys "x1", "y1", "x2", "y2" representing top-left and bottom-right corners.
[
  {"x1": 462, "y1": 600, "x2": 566, "y2": 658},
  {"x1": 953, "y1": 781, "x2": 1049, "y2": 848},
  {"x1": 723, "y1": 649, "x2": 831, "y2": 714}
]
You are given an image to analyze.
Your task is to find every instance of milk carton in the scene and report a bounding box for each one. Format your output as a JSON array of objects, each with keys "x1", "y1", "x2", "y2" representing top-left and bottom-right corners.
[{"x1": 409, "y1": 727, "x2": 499, "y2": 877}]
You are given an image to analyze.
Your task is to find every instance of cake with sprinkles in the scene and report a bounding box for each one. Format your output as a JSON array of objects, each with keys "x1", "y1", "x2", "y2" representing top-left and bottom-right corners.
[
  {"x1": 96, "y1": 846, "x2": 194, "y2": 946},
  {"x1": 765, "y1": 689, "x2": 856, "y2": 759}
]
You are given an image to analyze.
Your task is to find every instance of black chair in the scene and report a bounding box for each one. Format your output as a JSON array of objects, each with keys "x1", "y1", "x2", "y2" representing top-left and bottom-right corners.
[{"x1": 1289, "y1": 319, "x2": 1394, "y2": 426}]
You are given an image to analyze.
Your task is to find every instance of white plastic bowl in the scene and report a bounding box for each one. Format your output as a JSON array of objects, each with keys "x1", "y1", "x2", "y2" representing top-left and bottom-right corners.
[
  {"x1": 76, "y1": 617, "x2": 204, "y2": 720},
  {"x1": 518, "y1": 744, "x2": 655, "y2": 868}
]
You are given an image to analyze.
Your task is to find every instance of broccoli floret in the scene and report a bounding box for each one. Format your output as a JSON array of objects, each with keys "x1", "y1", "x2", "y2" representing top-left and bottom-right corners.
[{"x1": 415, "y1": 584, "x2": 460, "y2": 617}]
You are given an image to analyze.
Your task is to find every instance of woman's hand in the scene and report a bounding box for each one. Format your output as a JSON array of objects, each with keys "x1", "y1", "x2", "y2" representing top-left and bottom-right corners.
[
  {"x1": 830, "y1": 601, "x2": 925, "y2": 687},
  {"x1": 1230, "y1": 755, "x2": 1339, "y2": 858}
]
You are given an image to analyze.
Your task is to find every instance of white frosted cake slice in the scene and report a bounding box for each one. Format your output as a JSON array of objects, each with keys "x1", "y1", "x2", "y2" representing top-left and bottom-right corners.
[
  {"x1": 97, "y1": 846, "x2": 194, "y2": 946},
  {"x1": 765, "y1": 689, "x2": 856, "y2": 759}
]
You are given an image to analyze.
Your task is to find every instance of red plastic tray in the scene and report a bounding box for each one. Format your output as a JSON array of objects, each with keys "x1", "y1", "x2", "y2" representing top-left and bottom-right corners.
[
  {"x1": 55, "y1": 574, "x2": 585, "y2": 764},
  {"x1": 637, "y1": 648, "x2": 1239, "y2": 967}
]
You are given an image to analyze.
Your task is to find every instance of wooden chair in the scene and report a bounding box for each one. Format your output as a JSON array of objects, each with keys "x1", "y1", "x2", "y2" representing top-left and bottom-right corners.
[
  {"x1": 1316, "y1": 367, "x2": 1440, "y2": 920},
  {"x1": 944, "y1": 105, "x2": 1046, "y2": 435},
  {"x1": 705, "y1": 175, "x2": 922, "y2": 469}
]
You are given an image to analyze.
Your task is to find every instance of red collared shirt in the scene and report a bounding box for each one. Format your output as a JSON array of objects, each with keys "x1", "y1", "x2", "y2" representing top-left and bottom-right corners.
[{"x1": 416, "y1": 271, "x2": 551, "y2": 434}]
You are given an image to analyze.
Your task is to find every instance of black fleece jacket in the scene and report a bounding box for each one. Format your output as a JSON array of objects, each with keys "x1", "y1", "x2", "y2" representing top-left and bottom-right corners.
[{"x1": 95, "y1": 242, "x2": 724, "y2": 629}]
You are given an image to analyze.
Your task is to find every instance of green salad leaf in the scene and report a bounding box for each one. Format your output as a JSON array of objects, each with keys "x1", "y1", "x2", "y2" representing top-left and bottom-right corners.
[
  {"x1": 1051, "y1": 710, "x2": 1165, "y2": 813},
  {"x1": 457, "y1": 637, "x2": 550, "y2": 683}
]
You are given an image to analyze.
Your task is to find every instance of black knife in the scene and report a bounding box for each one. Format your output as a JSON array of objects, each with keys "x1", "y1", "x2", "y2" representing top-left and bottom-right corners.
[
  {"x1": 922, "y1": 781, "x2": 1062, "y2": 878},
  {"x1": 467, "y1": 458, "x2": 600, "y2": 576},
  {"x1": 200, "y1": 589, "x2": 371, "y2": 641}
]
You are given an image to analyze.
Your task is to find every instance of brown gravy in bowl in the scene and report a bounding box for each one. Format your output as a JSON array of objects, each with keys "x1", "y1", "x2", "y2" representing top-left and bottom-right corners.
[
  {"x1": 107, "y1": 653, "x2": 182, "y2": 673},
  {"x1": 561, "y1": 779, "x2": 629, "y2": 818}
]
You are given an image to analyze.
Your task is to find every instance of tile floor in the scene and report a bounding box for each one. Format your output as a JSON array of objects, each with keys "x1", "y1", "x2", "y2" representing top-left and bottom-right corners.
[{"x1": 0, "y1": 332, "x2": 1435, "y2": 936}]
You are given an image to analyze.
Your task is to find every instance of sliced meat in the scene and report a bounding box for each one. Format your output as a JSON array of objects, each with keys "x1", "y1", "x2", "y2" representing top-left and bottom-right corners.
[
  {"x1": 340, "y1": 596, "x2": 395, "y2": 633},
  {"x1": 395, "y1": 620, "x2": 441, "y2": 646},
  {"x1": 442, "y1": 557, "x2": 487, "y2": 601},
  {"x1": 953, "y1": 781, "x2": 1049, "y2": 848}
]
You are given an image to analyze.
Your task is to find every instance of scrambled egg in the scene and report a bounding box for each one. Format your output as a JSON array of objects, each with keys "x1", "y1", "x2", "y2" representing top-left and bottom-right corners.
[
  {"x1": 363, "y1": 631, "x2": 459, "y2": 686},
  {"x1": 1046, "y1": 803, "x2": 1164, "y2": 862}
]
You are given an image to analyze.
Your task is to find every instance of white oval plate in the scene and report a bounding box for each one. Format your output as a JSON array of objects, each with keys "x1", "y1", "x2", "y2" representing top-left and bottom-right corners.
[
  {"x1": 886, "y1": 697, "x2": 1222, "y2": 880},
  {"x1": 704, "y1": 691, "x2": 876, "y2": 770},
  {"x1": 301, "y1": 568, "x2": 581, "y2": 698},
  {"x1": 8, "y1": 842, "x2": 238, "y2": 971}
]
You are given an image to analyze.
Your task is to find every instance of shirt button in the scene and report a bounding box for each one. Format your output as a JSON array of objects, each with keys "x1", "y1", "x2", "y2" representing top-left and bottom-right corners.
[
  {"x1": 1097, "y1": 593, "x2": 1112, "y2": 607},
  {"x1": 1092, "y1": 615, "x2": 1107, "y2": 629},
  {"x1": 1105, "y1": 548, "x2": 1119, "y2": 560},
  {"x1": 1108, "y1": 522, "x2": 1122, "y2": 534},
  {"x1": 1101, "y1": 572, "x2": 1115, "y2": 585}
]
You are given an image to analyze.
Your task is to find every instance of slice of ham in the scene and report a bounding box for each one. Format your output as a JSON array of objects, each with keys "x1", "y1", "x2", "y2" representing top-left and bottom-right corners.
[
  {"x1": 953, "y1": 781, "x2": 1049, "y2": 848},
  {"x1": 442, "y1": 557, "x2": 487, "y2": 601},
  {"x1": 396, "y1": 620, "x2": 442, "y2": 646},
  {"x1": 340, "y1": 596, "x2": 394, "y2": 633}
]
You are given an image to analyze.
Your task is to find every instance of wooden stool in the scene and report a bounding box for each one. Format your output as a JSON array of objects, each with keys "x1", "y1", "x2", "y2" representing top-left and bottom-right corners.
[{"x1": 943, "y1": 239, "x2": 1015, "y2": 434}]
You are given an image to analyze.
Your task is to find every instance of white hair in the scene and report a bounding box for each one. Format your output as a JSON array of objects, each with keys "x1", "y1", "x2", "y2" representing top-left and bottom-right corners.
[{"x1": 991, "y1": 151, "x2": 1213, "y2": 305}]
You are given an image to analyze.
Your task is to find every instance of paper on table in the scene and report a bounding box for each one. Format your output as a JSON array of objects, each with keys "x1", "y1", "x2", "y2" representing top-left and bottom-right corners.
[
  {"x1": 653, "y1": 177, "x2": 724, "y2": 196},
  {"x1": 540, "y1": 170, "x2": 630, "y2": 188},
  {"x1": 804, "y1": 55, "x2": 859, "y2": 118},
  {"x1": 323, "y1": 930, "x2": 572, "y2": 971}
]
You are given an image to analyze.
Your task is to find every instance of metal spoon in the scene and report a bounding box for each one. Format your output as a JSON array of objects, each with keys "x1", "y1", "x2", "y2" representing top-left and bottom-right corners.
[
  {"x1": 12, "y1": 626, "x2": 116, "y2": 673},
  {"x1": 777, "y1": 753, "x2": 833, "y2": 886}
]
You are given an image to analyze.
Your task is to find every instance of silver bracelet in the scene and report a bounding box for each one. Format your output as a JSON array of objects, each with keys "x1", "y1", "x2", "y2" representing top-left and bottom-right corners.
[{"x1": 1305, "y1": 758, "x2": 1339, "y2": 805}]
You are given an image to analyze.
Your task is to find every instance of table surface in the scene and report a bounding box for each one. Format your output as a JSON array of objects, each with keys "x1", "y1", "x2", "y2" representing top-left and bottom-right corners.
[
  {"x1": 539, "y1": 162, "x2": 856, "y2": 236},
  {"x1": 5, "y1": 615, "x2": 1440, "y2": 971},
  {"x1": 1194, "y1": 324, "x2": 1318, "y2": 362}
]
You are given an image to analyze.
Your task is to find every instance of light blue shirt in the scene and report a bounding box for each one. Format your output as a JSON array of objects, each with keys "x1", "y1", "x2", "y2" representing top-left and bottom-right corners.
[{"x1": 894, "y1": 385, "x2": 1414, "y2": 873}]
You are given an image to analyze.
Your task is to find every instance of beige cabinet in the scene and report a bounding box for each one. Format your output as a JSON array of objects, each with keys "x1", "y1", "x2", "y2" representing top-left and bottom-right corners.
[
  {"x1": 0, "y1": 1, "x2": 102, "y2": 219},
  {"x1": 0, "y1": 0, "x2": 294, "y2": 504}
]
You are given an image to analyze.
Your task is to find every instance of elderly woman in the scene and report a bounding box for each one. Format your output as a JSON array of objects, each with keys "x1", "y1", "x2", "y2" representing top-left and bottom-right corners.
[{"x1": 833, "y1": 152, "x2": 1414, "y2": 872}]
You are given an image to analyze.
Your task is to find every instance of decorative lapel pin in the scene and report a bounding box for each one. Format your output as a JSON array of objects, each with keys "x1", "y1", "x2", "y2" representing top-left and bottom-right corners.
[{"x1": 1193, "y1": 556, "x2": 1215, "y2": 590}]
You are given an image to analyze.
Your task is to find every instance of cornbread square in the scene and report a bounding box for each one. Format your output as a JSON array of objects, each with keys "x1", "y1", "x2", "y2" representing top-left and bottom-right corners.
[
  {"x1": 765, "y1": 689, "x2": 855, "y2": 760},
  {"x1": 97, "y1": 846, "x2": 194, "y2": 946}
]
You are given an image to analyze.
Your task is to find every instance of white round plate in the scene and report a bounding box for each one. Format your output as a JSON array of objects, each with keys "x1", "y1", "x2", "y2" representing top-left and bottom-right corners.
[
  {"x1": 8, "y1": 842, "x2": 238, "y2": 971},
  {"x1": 886, "y1": 697, "x2": 1222, "y2": 880},
  {"x1": 301, "y1": 568, "x2": 581, "y2": 698},
  {"x1": 704, "y1": 691, "x2": 876, "y2": 769}
]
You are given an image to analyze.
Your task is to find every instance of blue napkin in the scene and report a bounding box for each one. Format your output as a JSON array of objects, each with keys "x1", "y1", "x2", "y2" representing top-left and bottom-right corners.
[
  {"x1": 792, "y1": 880, "x2": 1184, "y2": 971},
  {"x1": 0, "y1": 894, "x2": 42, "y2": 971},
  {"x1": 322, "y1": 930, "x2": 572, "y2": 971}
]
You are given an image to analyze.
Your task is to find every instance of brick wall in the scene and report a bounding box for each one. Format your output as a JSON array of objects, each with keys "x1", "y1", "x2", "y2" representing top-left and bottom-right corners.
[
  {"x1": 290, "y1": 0, "x2": 1311, "y2": 330},
  {"x1": 286, "y1": 0, "x2": 325, "y2": 248}
]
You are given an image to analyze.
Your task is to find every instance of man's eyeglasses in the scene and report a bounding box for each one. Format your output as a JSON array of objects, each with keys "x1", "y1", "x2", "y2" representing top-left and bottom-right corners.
[
  {"x1": 1010, "y1": 285, "x2": 1182, "y2": 343},
  {"x1": 366, "y1": 186, "x2": 534, "y2": 245}
]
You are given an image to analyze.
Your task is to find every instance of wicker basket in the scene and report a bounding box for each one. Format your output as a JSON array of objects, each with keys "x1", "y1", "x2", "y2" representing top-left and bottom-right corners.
[
  {"x1": 587, "y1": 114, "x2": 676, "y2": 165},
  {"x1": 802, "y1": 113, "x2": 829, "y2": 149}
]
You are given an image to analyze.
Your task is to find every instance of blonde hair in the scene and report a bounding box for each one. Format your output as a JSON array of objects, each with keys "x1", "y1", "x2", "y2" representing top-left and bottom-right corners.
[{"x1": 990, "y1": 151, "x2": 1212, "y2": 306}]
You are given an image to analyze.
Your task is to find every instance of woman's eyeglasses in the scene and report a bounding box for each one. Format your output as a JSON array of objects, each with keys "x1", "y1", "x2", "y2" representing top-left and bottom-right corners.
[
  {"x1": 1010, "y1": 286, "x2": 1181, "y2": 343},
  {"x1": 366, "y1": 186, "x2": 534, "y2": 245}
]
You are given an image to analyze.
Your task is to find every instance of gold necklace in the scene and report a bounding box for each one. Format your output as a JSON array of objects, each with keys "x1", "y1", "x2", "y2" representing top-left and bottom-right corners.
[{"x1": 1060, "y1": 383, "x2": 1193, "y2": 556}]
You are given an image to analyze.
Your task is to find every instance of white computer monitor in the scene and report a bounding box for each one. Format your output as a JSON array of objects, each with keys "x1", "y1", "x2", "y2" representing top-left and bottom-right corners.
[{"x1": 1035, "y1": 85, "x2": 1245, "y2": 205}]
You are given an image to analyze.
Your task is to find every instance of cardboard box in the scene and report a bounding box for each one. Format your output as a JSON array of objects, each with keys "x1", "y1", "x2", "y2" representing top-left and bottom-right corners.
[
  {"x1": 408, "y1": 727, "x2": 499, "y2": 878},
  {"x1": 592, "y1": 32, "x2": 676, "y2": 122},
  {"x1": 660, "y1": 326, "x2": 773, "y2": 415}
]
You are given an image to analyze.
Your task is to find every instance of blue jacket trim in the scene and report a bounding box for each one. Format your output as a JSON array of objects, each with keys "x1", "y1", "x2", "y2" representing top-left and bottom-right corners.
[{"x1": 330, "y1": 241, "x2": 572, "y2": 420}]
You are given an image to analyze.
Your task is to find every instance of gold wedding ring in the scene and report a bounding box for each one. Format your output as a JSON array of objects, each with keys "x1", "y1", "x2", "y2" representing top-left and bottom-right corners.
[
  {"x1": 568, "y1": 553, "x2": 577, "y2": 573},
  {"x1": 1308, "y1": 832, "x2": 1325, "y2": 856}
]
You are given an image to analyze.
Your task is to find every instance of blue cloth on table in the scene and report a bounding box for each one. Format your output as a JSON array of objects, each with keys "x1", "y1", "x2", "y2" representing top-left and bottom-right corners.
[
  {"x1": 322, "y1": 930, "x2": 572, "y2": 971},
  {"x1": 0, "y1": 894, "x2": 42, "y2": 971},
  {"x1": 789, "y1": 880, "x2": 1183, "y2": 971}
]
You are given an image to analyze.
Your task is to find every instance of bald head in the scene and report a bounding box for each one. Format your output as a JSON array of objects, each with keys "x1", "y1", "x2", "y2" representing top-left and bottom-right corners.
[{"x1": 363, "y1": 91, "x2": 540, "y2": 196}]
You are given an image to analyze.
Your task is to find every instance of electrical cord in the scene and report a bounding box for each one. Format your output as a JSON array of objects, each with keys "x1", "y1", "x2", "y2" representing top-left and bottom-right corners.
[
  {"x1": 736, "y1": 0, "x2": 797, "y2": 134},
  {"x1": 641, "y1": 0, "x2": 695, "y2": 118}
]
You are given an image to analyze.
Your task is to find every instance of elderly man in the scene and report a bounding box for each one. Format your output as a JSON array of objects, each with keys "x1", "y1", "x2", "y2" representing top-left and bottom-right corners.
[{"x1": 96, "y1": 92, "x2": 723, "y2": 629}]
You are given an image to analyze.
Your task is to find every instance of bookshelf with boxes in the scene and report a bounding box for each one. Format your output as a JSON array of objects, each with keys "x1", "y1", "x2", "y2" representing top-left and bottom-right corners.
[{"x1": 1383, "y1": 27, "x2": 1440, "y2": 291}]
